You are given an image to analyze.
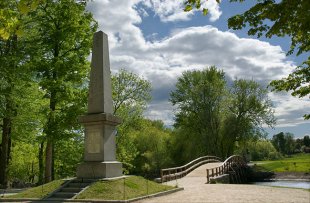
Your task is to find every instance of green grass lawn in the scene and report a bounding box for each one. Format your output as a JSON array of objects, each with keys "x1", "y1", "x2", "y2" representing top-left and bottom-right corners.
[
  {"x1": 252, "y1": 153, "x2": 310, "y2": 173},
  {"x1": 76, "y1": 176, "x2": 175, "y2": 200},
  {"x1": 4, "y1": 179, "x2": 65, "y2": 199}
]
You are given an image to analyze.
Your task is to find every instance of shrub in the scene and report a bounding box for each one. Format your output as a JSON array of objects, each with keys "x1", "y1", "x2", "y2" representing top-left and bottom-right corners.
[{"x1": 247, "y1": 140, "x2": 282, "y2": 161}]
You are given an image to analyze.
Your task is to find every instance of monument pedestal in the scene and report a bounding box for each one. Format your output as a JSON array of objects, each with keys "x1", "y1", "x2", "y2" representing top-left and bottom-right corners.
[
  {"x1": 77, "y1": 161, "x2": 122, "y2": 178},
  {"x1": 77, "y1": 113, "x2": 123, "y2": 179}
]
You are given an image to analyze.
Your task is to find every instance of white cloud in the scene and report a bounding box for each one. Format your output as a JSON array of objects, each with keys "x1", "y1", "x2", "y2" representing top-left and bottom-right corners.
[
  {"x1": 87, "y1": 0, "x2": 147, "y2": 53},
  {"x1": 141, "y1": 0, "x2": 221, "y2": 22},
  {"x1": 87, "y1": 0, "x2": 309, "y2": 129},
  {"x1": 201, "y1": 0, "x2": 222, "y2": 22},
  {"x1": 269, "y1": 92, "x2": 310, "y2": 127}
]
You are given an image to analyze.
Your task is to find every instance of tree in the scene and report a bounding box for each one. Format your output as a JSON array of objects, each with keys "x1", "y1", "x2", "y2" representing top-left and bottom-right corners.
[
  {"x1": 271, "y1": 132, "x2": 286, "y2": 154},
  {"x1": 284, "y1": 132, "x2": 295, "y2": 155},
  {"x1": 132, "y1": 119, "x2": 172, "y2": 176},
  {"x1": 304, "y1": 135, "x2": 310, "y2": 147},
  {"x1": 0, "y1": 0, "x2": 38, "y2": 187},
  {"x1": 184, "y1": 0, "x2": 310, "y2": 119},
  {"x1": 111, "y1": 69, "x2": 152, "y2": 173},
  {"x1": 0, "y1": 0, "x2": 42, "y2": 40},
  {"x1": 31, "y1": 0, "x2": 97, "y2": 183},
  {"x1": 54, "y1": 136, "x2": 84, "y2": 179},
  {"x1": 245, "y1": 139, "x2": 281, "y2": 161},
  {"x1": 112, "y1": 69, "x2": 151, "y2": 115},
  {"x1": 6, "y1": 81, "x2": 47, "y2": 184},
  {"x1": 170, "y1": 66, "x2": 227, "y2": 157},
  {"x1": 170, "y1": 67, "x2": 276, "y2": 160},
  {"x1": 272, "y1": 132, "x2": 296, "y2": 155},
  {"x1": 223, "y1": 79, "x2": 275, "y2": 156},
  {"x1": 8, "y1": 141, "x2": 38, "y2": 184}
]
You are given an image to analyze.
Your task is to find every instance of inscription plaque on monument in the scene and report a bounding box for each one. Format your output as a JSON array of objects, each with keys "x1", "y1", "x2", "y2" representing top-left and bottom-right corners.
[{"x1": 86, "y1": 131, "x2": 101, "y2": 154}]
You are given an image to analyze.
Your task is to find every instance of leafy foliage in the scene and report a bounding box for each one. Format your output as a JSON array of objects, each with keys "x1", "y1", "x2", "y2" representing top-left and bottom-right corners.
[
  {"x1": 54, "y1": 137, "x2": 84, "y2": 179},
  {"x1": 30, "y1": 0, "x2": 97, "y2": 182},
  {"x1": 243, "y1": 139, "x2": 281, "y2": 161},
  {"x1": 0, "y1": 0, "x2": 43, "y2": 40},
  {"x1": 170, "y1": 66, "x2": 226, "y2": 157},
  {"x1": 1, "y1": 0, "x2": 97, "y2": 185},
  {"x1": 183, "y1": 0, "x2": 310, "y2": 119},
  {"x1": 0, "y1": 0, "x2": 44, "y2": 186},
  {"x1": 223, "y1": 79, "x2": 275, "y2": 156},
  {"x1": 170, "y1": 67, "x2": 275, "y2": 159},
  {"x1": 271, "y1": 132, "x2": 298, "y2": 155},
  {"x1": 227, "y1": 0, "x2": 309, "y2": 56},
  {"x1": 112, "y1": 69, "x2": 151, "y2": 115},
  {"x1": 111, "y1": 69, "x2": 152, "y2": 174},
  {"x1": 8, "y1": 141, "x2": 38, "y2": 183},
  {"x1": 131, "y1": 120, "x2": 172, "y2": 176}
]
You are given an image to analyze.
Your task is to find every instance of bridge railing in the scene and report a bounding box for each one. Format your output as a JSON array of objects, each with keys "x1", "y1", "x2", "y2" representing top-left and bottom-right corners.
[
  {"x1": 206, "y1": 155, "x2": 247, "y2": 183},
  {"x1": 160, "y1": 156, "x2": 221, "y2": 182}
]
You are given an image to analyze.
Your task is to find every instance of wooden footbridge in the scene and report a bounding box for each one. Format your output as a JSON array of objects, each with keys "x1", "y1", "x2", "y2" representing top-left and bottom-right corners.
[{"x1": 160, "y1": 155, "x2": 249, "y2": 184}]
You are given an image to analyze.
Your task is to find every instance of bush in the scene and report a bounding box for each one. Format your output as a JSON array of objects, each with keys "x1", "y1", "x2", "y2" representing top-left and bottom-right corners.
[{"x1": 248, "y1": 140, "x2": 282, "y2": 161}]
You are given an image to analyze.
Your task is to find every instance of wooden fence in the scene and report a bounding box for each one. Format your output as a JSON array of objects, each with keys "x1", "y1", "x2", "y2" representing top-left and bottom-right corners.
[
  {"x1": 206, "y1": 155, "x2": 247, "y2": 183},
  {"x1": 160, "y1": 156, "x2": 222, "y2": 182}
]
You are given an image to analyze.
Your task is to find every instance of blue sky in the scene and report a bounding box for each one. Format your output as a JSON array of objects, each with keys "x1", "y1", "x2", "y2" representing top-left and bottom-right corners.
[{"x1": 87, "y1": 0, "x2": 309, "y2": 138}]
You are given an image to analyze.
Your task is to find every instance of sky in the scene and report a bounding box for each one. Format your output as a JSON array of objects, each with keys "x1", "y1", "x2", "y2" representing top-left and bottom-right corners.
[{"x1": 86, "y1": 0, "x2": 309, "y2": 138}]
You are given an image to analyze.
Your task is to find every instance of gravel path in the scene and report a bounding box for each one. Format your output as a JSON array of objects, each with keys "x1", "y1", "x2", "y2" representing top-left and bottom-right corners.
[{"x1": 138, "y1": 163, "x2": 310, "y2": 203}]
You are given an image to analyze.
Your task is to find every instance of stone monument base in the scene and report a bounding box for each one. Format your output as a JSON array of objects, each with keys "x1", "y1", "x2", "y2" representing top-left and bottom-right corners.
[{"x1": 77, "y1": 161, "x2": 122, "y2": 179}]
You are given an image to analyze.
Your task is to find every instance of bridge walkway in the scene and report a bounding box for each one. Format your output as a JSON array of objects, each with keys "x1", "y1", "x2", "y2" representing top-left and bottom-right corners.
[{"x1": 163, "y1": 162, "x2": 222, "y2": 188}]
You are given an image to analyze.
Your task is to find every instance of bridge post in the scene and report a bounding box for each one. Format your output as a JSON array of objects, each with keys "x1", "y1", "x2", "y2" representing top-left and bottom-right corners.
[
  {"x1": 175, "y1": 169, "x2": 177, "y2": 180},
  {"x1": 168, "y1": 170, "x2": 170, "y2": 182}
]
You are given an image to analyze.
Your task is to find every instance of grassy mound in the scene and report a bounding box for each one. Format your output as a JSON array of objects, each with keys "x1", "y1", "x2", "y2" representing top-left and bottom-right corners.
[
  {"x1": 253, "y1": 153, "x2": 310, "y2": 172},
  {"x1": 76, "y1": 176, "x2": 174, "y2": 200},
  {"x1": 4, "y1": 179, "x2": 65, "y2": 199}
]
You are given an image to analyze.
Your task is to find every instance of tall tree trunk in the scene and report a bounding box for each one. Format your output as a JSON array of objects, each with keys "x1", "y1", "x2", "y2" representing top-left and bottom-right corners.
[
  {"x1": 7, "y1": 135, "x2": 11, "y2": 165},
  {"x1": 44, "y1": 139, "x2": 53, "y2": 183},
  {"x1": 38, "y1": 141, "x2": 45, "y2": 185},
  {"x1": 0, "y1": 36, "x2": 17, "y2": 188},
  {"x1": 0, "y1": 117, "x2": 11, "y2": 188},
  {"x1": 52, "y1": 143, "x2": 55, "y2": 180},
  {"x1": 44, "y1": 88, "x2": 56, "y2": 183}
]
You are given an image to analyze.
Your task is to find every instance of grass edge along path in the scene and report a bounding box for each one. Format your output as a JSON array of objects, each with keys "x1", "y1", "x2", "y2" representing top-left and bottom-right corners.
[
  {"x1": 76, "y1": 176, "x2": 175, "y2": 200},
  {"x1": 252, "y1": 153, "x2": 310, "y2": 173},
  {"x1": 2, "y1": 179, "x2": 65, "y2": 199}
]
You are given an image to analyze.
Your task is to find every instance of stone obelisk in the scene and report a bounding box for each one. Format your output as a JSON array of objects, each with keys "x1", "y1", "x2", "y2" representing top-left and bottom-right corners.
[{"x1": 77, "y1": 31, "x2": 123, "y2": 178}]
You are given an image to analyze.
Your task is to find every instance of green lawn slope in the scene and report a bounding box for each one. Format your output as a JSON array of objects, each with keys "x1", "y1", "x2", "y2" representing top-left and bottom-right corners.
[
  {"x1": 253, "y1": 153, "x2": 310, "y2": 173},
  {"x1": 76, "y1": 176, "x2": 175, "y2": 200},
  {"x1": 3, "y1": 176, "x2": 175, "y2": 201},
  {"x1": 4, "y1": 179, "x2": 65, "y2": 199}
]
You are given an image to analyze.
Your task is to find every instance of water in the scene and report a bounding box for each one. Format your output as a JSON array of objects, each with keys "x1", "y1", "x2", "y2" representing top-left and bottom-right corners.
[{"x1": 253, "y1": 180, "x2": 310, "y2": 189}]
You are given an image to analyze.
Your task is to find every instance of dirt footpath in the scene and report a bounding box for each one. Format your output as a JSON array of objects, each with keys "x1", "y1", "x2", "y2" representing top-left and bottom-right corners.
[
  {"x1": 138, "y1": 164, "x2": 310, "y2": 203},
  {"x1": 139, "y1": 182, "x2": 309, "y2": 203}
]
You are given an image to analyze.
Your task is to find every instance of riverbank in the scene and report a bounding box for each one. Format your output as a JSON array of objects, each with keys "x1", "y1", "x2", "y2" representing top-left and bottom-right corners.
[
  {"x1": 274, "y1": 171, "x2": 310, "y2": 180},
  {"x1": 248, "y1": 153, "x2": 310, "y2": 183}
]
